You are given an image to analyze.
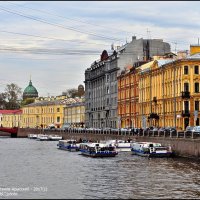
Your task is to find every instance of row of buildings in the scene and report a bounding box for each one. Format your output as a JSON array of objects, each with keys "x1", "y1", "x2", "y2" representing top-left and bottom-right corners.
[
  {"x1": 1, "y1": 36, "x2": 200, "y2": 131},
  {"x1": 0, "y1": 85, "x2": 85, "y2": 129},
  {"x1": 85, "y1": 37, "x2": 200, "y2": 131}
]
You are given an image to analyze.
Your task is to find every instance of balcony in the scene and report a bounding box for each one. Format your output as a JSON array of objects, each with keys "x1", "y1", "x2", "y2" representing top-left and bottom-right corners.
[
  {"x1": 182, "y1": 110, "x2": 190, "y2": 117},
  {"x1": 181, "y1": 91, "x2": 190, "y2": 99},
  {"x1": 148, "y1": 113, "x2": 159, "y2": 120}
]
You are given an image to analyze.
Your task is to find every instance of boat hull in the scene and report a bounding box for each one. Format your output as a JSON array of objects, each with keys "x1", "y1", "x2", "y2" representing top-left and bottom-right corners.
[
  {"x1": 80, "y1": 149, "x2": 118, "y2": 157},
  {"x1": 132, "y1": 149, "x2": 172, "y2": 158},
  {"x1": 57, "y1": 144, "x2": 79, "y2": 152},
  {"x1": 49, "y1": 138, "x2": 62, "y2": 141}
]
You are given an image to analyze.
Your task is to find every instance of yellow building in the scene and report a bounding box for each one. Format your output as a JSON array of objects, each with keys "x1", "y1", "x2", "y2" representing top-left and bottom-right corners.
[
  {"x1": 0, "y1": 110, "x2": 22, "y2": 128},
  {"x1": 21, "y1": 97, "x2": 78, "y2": 128},
  {"x1": 138, "y1": 47, "x2": 200, "y2": 130},
  {"x1": 63, "y1": 99, "x2": 85, "y2": 128}
]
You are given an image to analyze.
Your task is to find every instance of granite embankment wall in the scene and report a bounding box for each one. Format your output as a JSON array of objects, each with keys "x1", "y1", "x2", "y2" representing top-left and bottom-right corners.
[{"x1": 18, "y1": 128, "x2": 200, "y2": 159}]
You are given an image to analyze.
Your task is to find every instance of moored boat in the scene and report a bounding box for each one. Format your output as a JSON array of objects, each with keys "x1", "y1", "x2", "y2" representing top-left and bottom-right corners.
[
  {"x1": 57, "y1": 139, "x2": 79, "y2": 151},
  {"x1": 36, "y1": 134, "x2": 49, "y2": 141},
  {"x1": 79, "y1": 142, "x2": 118, "y2": 158},
  {"x1": 102, "y1": 139, "x2": 134, "y2": 152},
  {"x1": 28, "y1": 134, "x2": 38, "y2": 139},
  {"x1": 48, "y1": 135, "x2": 62, "y2": 141},
  {"x1": 131, "y1": 142, "x2": 173, "y2": 158}
]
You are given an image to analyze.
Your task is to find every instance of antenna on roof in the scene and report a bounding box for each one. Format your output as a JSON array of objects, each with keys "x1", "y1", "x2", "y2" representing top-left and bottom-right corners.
[{"x1": 147, "y1": 28, "x2": 151, "y2": 40}]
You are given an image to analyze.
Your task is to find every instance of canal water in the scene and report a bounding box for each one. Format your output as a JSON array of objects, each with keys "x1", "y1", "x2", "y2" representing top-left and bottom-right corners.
[{"x1": 0, "y1": 138, "x2": 200, "y2": 199}]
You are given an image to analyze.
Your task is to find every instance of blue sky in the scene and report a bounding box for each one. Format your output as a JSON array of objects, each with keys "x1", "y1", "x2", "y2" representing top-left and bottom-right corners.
[{"x1": 0, "y1": 1, "x2": 200, "y2": 97}]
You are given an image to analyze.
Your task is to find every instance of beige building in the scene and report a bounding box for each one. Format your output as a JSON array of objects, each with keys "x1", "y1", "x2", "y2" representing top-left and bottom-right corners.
[
  {"x1": 63, "y1": 98, "x2": 85, "y2": 128},
  {"x1": 0, "y1": 110, "x2": 22, "y2": 128}
]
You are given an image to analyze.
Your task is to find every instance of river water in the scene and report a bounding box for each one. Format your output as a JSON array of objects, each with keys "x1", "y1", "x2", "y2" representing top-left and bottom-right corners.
[{"x1": 0, "y1": 137, "x2": 200, "y2": 199}]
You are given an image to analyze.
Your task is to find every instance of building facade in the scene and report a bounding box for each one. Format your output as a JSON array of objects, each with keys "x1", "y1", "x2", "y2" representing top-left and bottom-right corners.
[
  {"x1": 63, "y1": 99, "x2": 85, "y2": 128},
  {"x1": 118, "y1": 61, "x2": 146, "y2": 128},
  {"x1": 21, "y1": 97, "x2": 77, "y2": 128},
  {"x1": 137, "y1": 46, "x2": 200, "y2": 130},
  {"x1": 0, "y1": 110, "x2": 22, "y2": 128},
  {"x1": 85, "y1": 36, "x2": 170, "y2": 128}
]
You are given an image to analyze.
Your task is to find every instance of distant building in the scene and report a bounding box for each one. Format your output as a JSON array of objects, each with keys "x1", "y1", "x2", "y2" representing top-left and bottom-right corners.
[
  {"x1": 63, "y1": 98, "x2": 85, "y2": 128},
  {"x1": 21, "y1": 97, "x2": 83, "y2": 128},
  {"x1": 84, "y1": 36, "x2": 171, "y2": 128},
  {"x1": 0, "y1": 110, "x2": 22, "y2": 128},
  {"x1": 23, "y1": 79, "x2": 38, "y2": 100}
]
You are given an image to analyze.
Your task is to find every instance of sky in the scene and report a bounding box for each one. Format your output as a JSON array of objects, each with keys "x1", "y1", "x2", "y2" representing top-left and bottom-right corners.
[{"x1": 0, "y1": 1, "x2": 200, "y2": 97}]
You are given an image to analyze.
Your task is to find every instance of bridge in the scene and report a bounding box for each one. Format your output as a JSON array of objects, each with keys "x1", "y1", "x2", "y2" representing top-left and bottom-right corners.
[{"x1": 0, "y1": 127, "x2": 18, "y2": 137}]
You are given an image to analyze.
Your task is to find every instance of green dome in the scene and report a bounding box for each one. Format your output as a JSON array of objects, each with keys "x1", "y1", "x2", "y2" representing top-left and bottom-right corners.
[{"x1": 23, "y1": 80, "x2": 38, "y2": 100}]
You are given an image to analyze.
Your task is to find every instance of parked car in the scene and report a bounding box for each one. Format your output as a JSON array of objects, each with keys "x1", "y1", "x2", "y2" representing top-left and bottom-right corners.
[
  {"x1": 193, "y1": 126, "x2": 200, "y2": 135},
  {"x1": 149, "y1": 127, "x2": 158, "y2": 134},
  {"x1": 165, "y1": 127, "x2": 177, "y2": 134},
  {"x1": 158, "y1": 127, "x2": 167, "y2": 134},
  {"x1": 185, "y1": 126, "x2": 195, "y2": 134}
]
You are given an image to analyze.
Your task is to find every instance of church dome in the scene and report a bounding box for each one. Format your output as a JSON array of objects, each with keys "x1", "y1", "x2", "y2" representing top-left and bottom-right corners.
[{"x1": 23, "y1": 80, "x2": 38, "y2": 100}]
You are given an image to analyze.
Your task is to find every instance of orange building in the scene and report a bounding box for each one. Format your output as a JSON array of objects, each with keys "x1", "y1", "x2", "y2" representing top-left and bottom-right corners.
[{"x1": 118, "y1": 62, "x2": 146, "y2": 128}]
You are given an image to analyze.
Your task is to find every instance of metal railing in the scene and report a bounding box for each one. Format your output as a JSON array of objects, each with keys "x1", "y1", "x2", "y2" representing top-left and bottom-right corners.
[{"x1": 39, "y1": 128, "x2": 200, "y2": 139}]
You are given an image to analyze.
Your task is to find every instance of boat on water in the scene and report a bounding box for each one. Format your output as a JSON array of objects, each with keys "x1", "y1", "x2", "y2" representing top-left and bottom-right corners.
[
  {"x1": 36, "y1": 134, "x2": 49, "y2": 141},
  {"x1": 57, "y1": 140, "x2": 80, "y2": 151},
  {"x1": 79, "y1": 142, "x2": 118, "y2": 158},
  {"x1": 131, "y1": 142, "x2": 173, "y2": 158},
  {"x1": 102, "y1": 139, "x2": 134, "y2": 152},
  {"x1": 28, "y1": 134, "x2": 38, "y2": 139},
  {"x1": 48, "y1": 135, "x2": 62, "y2": 141}
]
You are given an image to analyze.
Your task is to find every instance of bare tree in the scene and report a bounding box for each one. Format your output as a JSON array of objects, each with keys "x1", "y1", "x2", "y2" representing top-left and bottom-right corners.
[
  {"x1": 4, "y1": 83, "x2": 22, "y2": 109},
  {"x1": 0, "y1": 93, "x2": 7, "y2": 109},
  {"x1": 64, "y1": 88, "x2": 78, "y2": 98}
]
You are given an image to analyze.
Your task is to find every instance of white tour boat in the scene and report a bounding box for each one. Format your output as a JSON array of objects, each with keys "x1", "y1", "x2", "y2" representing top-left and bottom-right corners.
[
  {"x1": 28, "y1": 134, "x2": 38, "y2": 139},
  {"x1": 57, "y1": 139, "x2": 80, "y2": 151},
  {"x1": 79, "y1": 142, "x2": 118, "y2": 157},
  {"x1": 102, "y1": 139, "x2": 134, "y2": 152},
  {"x1": 131, "y1": 142, "x2": 173, "y2": 158},
  {"x1": 36, "y1": 134, "x2": 49, "y2": 141},
  {"x1": 48, "y1": 135, "x2": 62, "y2": 141}
]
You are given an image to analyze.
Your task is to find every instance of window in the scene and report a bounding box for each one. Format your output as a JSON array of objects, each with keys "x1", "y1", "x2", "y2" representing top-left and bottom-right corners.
[
  {"x1": 57, "y1": 108, "x2": 60, "y2": 112},
  {"x1": 184, "y1": 66, "x2": 188, "y2": 74},
  {"x1": 107, "y1": 87, "x2": 110, "y2": 94},
  {"x1": 194, "y1": 65, "x2": 199, "y2": 74},
  {"x1": 195, "y1": 101, "x2": 199, "y2": 111},
  {"x1": 57, "y1": 116, "x2": 60, "y2": 122},
  {"x1": 195, "y1": 82, "x2": 199, "y2": 93},
  {"x1": 184, "y1": 82, "x2": 189, "y2": 92},
  {"x1": 107, "y1": 98, "x2": 109, "y2": 106},
  {"x1": 184, "y1": 101, "x2": 189, "y2": 111}
]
